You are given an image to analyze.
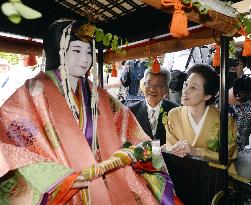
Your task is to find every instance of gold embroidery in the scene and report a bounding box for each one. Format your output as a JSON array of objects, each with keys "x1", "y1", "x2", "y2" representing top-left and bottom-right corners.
[
  {"x1": 44, "y1": 123, "x2": 61, "y2": 149},
  {"x1": 208, "y1": 162, "x2": 228, "y2": 170},
  {"x1": 109, "y1": 95, "x2": 121, "y2": 113}
]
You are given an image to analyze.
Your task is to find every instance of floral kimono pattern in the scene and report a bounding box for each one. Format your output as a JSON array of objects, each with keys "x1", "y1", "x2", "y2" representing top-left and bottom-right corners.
[{"x1": 166, "y1": 105, "x2": 238, "y2": 173}]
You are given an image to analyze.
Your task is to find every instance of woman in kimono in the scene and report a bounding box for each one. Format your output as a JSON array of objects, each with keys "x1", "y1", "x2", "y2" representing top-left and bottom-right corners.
[
  {"x1": 0, "y1": 19, "x2": 183, "y2": 205},
  {"x1": 165, "y1": 64, "x2": 237, "y2": 171}
]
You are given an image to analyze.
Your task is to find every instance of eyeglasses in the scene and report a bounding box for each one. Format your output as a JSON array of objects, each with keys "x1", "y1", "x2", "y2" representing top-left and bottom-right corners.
[{"x1": 144, "y1": 82, "x2": 165, "y2": 89}]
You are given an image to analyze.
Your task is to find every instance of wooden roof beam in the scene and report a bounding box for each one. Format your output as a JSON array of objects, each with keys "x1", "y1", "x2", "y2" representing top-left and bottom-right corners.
[
  {"x1": 142, "y1": 0, "x2": 238, "y2": 36},
  {"x1": 104, "y1": 26, "x2": 220, "y2": 63},
  {"x1": 0, "y1": 36, "x2": 43, "y2": 56}
]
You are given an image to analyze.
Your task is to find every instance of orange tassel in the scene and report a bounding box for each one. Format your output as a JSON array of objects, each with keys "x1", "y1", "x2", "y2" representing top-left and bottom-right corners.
[
  {"x1": 151, "y1": 57, "x2": 161, "y2": 73},
  {"x1": 170, "y1": 10, "x2": 189, "y2": 38},
  {"x1": 242, "y1": 37, "x2": 251, "y2": 57},
  {"x1": 213, "y1": 45, "x2": 220, "y2": 67},
  {"x1": 111, "y1": 63, "x2": 117, "y2": 77},
  {"x1": 162, "y1": 0, "x2": 189, "y2": 38},
  {"x1": 24, "y1": 52, "x2": 37, "y2": 67}
]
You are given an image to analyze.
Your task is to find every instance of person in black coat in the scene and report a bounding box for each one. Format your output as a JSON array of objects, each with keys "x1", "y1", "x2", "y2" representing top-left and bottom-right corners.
[
  {"x1": 120, "y1": 59, "x2": 148, "y2": 105},
  {"x1": 129, "y1": 67, "x2": 178, "y2": 145}
]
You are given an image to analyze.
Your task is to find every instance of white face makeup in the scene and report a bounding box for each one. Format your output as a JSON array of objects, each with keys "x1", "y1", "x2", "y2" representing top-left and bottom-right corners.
[{"x1": 66, "y1": 40, "x2": 92, "y2": 77}]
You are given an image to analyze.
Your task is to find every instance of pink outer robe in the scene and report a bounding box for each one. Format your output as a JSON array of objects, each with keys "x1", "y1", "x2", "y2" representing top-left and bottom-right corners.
[{"x1": 0, "y1": 72, "x2": 159, "y2": 205}]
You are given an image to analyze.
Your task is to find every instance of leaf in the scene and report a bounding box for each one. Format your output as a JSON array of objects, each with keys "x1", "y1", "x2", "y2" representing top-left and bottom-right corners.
[
  {"x1": 103, "y1": 33, "x2": 113, "y2": 47},
  {"x1": 95, "y1": 28, "x2": 104, "y2": 42},
  {"x1": 243, "y1": 18, "x2": 251, "y2": 35},
  {"x1": 118, "y1": 37, "x2": 123, "y2": 47},
  {"x1": 121, "y1": 50, "x2": 127, "y2": 56},
  {"x1": 198, "y1": 6, "x2": 209, "y2": 15},
  {"x1": 8, "y1": 14, "x2": 21, "y2": 24},
  {"x1": 122, "y1": 141, "x2": 132, "y2": 148},
  {"x1": 111, "y1": 35, "x2": 118, "y2": 51},
  {"x1": 115, "y1": 48, "x2": 121, "y2": 54},
  {"x1": 125, "y1": 38, "x2": 129, "y2": 46},
  {"x1": 1, "y1": 2, "x2": 18, "y2": 16},
  {"x1": 133, "y1": 147, "x2": 144, "y2": 161},
  {"x1": 1, "y1": 2, "x2": 21, "y2": 24},
  {"x1": 14, "y1": 2, "x2": 42, "y2": 19},
  {"x1": 193, "y1": 2, "x2": 209, "y2": 15},
  {"x1": 182, "y1": 0, "x2": 190, "y2": 4},
  {"x1": 142, "y1": 141, "x2": 152, "y2": 149}
]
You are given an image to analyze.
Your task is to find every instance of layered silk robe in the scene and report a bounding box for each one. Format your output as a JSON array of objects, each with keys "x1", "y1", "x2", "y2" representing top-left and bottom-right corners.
[
  {"x1": 0, "y1": 72, "x2": 161, "y2": 205},
  {"x1": 166, "y1": 106, "x2": 238, "y2": 172}
]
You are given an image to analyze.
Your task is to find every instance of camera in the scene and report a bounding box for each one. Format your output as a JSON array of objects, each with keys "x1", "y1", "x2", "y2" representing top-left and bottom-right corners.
[{"x1": 233, "y1": 75, "x2": 251, "y2": 103}]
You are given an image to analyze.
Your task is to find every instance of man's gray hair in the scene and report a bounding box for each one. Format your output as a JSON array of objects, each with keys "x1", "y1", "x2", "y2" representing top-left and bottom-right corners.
[{"x1": 143, "y1": 66, "x2": 171, "y2": 88}]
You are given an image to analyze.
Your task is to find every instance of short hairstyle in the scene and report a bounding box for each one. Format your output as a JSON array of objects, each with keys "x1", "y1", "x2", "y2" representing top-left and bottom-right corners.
[
  {"x1": 187, "y1": 64, "x2": 219, "y2": 105},
  {"x1": 144, "y1": 66, "x2": 171, "y2": 89}
]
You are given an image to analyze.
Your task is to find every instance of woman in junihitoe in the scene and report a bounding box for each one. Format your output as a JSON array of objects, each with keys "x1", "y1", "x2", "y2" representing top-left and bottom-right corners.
[
  {"x1": 0, "y1": 19, "x2": 183, "y2": 205},
  {"x1": 165, "y1": 64, "x2": 238, "y2": 173}
]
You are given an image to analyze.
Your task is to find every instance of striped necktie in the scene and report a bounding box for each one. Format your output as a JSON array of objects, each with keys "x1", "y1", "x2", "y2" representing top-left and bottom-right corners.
[{"x1": 150, "y1": 110, "x2": 158, "y2": 135}]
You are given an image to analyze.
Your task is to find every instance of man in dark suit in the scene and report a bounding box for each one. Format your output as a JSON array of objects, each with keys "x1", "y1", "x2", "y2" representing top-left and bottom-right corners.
[{"x1": 129, "y1": 68, "x2": 178, "y2": 145}]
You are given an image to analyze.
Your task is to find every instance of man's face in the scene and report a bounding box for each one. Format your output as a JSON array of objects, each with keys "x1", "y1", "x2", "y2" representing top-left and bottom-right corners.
[{"x1": 143, "y1": 73, "x2": 167, "y2": 107}]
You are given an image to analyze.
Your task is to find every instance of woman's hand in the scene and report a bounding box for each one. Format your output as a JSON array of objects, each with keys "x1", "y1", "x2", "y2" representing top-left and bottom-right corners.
[
  {"x1": 71, "y1": 175, "x2": 89, "y2": 189},
  {"x1": 171, "y1": 140, "x2": 198, "y2": 158}
]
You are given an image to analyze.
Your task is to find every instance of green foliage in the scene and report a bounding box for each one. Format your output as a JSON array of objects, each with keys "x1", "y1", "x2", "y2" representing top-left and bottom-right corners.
[
  {"x1": 145, "y1": 57, "x2": 154, "y2": 69},
  {"x1": 122, "y1": 141, "x2": 133, "y2": 148},
  {"x1": 103, "y1": 33, "x2": 113, "y2": 47},
  {"x1": 142, "y1": 141, "x2": 152, "y2": 150},
  {"x1": 95, "y1": 27, "x2": 104, "y2": 42},
  {"x1": 116, "y1": 49, "x2": 126, "y2": 56},
  {"x1": 182, "y1": 0, "x2": 209, "y2": 15},
  {"x1": 242, "y1": 17, "x2": 251, "y2": 35},
  {"x1": 230, "y1": 5, "x2": 251, "y2": 35},
  {"x1": 111, "y1": 35, "x2": 118, "y2": 51},
  {"x1": 0, "y1": 52, "x2": 19, "y2": 65},
  {"x1": 182, "y1": 0, "x2": 190, "y2": 4},
  {"x1": 104, "y1": 64, "x2": 112, "y2": 73},
  {"x1": 229, "y1": 41, "x2": 236, "y2": 58},
  {"x1": 94, "y1": 27, "x2": 127, "y2": 55},
  {"x1": 132, "y1": 141, "x2": 152, "y2": 162},
  {"x1": 193, "y1": 2, "x2": 209, "y2": 14},
  {"x1": 134, "y1": 147, "x2": 144, "y2": 161}
]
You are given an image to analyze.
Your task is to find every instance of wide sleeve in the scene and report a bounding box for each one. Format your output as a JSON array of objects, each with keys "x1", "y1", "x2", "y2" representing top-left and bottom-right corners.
[
  {"x1": 0, "y1": 162, "x2": 79, "y2": 205},
  {"x1": 196, "y1": 116, "x2": 238, "y2": 162},
  {"x1": 165, "y1": 113, "x2": 179, "y2": 151}
]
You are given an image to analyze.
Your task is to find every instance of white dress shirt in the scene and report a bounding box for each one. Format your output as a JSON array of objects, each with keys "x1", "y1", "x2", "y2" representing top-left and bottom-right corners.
[{"x1": 146, "y1": 100, "x2": 162, "y2": 135}]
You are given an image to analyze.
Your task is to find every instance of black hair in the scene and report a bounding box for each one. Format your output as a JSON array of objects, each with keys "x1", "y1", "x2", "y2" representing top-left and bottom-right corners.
[
  {"x1": 187, "y1": 64, "x2": 219, "y2": 105},
  {"x1": 236, "y1": 49, "x2": 247, "y2": 67},
  {"x1": 43, "y1": 20, "x2": 93, "y2": 72}
]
